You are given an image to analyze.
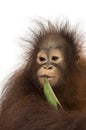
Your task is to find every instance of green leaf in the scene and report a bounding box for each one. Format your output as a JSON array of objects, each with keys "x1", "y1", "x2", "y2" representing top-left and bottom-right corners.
[{"x1": 43, "y1": 77, "x2": 63, "y2": 109}]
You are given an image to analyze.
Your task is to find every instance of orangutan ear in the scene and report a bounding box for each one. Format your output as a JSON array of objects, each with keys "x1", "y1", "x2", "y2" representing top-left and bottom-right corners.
[{"x1": 75, "y1": 55, "x2": 80, "y2": 63}]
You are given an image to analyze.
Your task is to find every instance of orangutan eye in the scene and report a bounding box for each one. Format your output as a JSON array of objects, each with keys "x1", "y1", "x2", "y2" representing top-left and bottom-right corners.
[
  {"x1": 39, "y1": 57, "x2": 46, "y2": 62},
  {"x1": 52, "y1": 56, "x2": 59, "y2": 61}
]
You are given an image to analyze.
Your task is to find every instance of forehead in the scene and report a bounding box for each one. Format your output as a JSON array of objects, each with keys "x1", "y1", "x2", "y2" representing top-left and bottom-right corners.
[{"x1": 40, "y1": 34, "x2": 66, "y2": 50}]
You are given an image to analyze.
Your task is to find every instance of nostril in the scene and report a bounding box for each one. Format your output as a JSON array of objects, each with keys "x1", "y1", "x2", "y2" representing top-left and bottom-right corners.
[
  {"x1": 48, "y1": 66, "x2": 53, "y2": 69},
  {"x1": 44, "y1": 66, "x2": 46, "y2": 69}
]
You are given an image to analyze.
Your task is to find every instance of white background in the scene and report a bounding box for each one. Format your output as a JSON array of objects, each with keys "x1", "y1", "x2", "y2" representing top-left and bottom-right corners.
[{"x1": 0, "y1": 0, "x2": 86, "y2": 93}]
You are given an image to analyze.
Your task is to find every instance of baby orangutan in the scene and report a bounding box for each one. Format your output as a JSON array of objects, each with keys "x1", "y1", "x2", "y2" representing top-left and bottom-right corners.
[{"x1": 0, "y1": 20, "x2": 86, "y2": 130}]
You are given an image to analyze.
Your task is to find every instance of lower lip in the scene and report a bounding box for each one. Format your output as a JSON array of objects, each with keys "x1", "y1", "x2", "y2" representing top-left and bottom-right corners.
[
  {"x1": 40, "y1": 77, "x2": 55, "y2": 80},
  {"x1": 47, "y1": 77, "x2": 54, "y2": 80}
]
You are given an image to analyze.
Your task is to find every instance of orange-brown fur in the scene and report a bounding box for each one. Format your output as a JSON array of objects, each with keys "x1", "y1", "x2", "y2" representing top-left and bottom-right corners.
[{"x1": 0, "y1": 20, "x2": 86, "y2": 130}]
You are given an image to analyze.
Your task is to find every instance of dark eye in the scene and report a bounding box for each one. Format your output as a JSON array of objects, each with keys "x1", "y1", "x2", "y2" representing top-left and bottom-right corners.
[
  {"x1": 52, "y1": 56, "x2": 59, "y2": 61},
  {"x1": 39, "y1": 57, "x2": 46, "y2": 62}
]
